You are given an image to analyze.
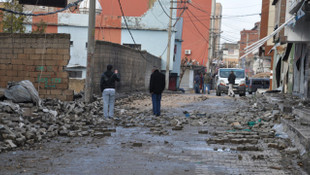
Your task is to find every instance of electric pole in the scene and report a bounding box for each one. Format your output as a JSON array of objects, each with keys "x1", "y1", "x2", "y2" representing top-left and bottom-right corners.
[
  {"x1": 85, "y1": 0, "x2": 96, "y2": 103},
  {"x1": 165, "y1": 0, "x2": 174, "y2": 90},
  {"x1": 207, "y1": 0, "x2": 216, "y2": 73}
]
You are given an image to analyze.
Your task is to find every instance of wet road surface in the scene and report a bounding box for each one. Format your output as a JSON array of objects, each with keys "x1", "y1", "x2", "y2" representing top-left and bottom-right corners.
[{"x1": 0, "y1": 93, "x2": 307, "y2": 175}]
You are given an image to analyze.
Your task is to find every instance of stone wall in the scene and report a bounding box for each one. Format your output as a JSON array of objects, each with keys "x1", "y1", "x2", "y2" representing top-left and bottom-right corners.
[
  {"x1": 0, "y1": 33, "x2": 73, "y2": 101},
  {"x1": 92, "y1": 41, "x2": 161, "y2": 95}
]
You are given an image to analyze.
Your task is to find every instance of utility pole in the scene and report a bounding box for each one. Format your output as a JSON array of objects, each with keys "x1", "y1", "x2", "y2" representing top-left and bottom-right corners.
[
  {"x1": 207, "y1": 0, "x2": 216, "y2": 73},
  {"x1": 165, "y1": 0, "x2": 174, "y2": 89},
  {"x1": 85, "y1": 0, "x2": 96, "y2": 103}
]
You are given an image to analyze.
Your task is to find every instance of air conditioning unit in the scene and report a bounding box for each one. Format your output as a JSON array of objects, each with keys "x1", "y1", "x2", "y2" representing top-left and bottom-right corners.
[{"x1": 185, "y1": 50, "x2": 191, "y2": 55}]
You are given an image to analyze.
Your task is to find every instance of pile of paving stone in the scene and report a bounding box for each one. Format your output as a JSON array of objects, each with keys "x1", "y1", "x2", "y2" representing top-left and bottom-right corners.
[{"x1": 0, "y1": 92, "x2": 210, "y2": 153}]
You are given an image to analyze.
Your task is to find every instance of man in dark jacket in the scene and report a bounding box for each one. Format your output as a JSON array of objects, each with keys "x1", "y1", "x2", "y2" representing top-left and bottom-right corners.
[
  {"x1": 194, "y1": 73, "x2": 200, "y2": 94},
  {"x1": 149, "y1": 67, "x2": 165, "y2": 116},
  {"x1": 228, "y1": 71, "x2": 236, "y2": 97},
  {"x1": 100, "y1": 64, "x2": 120, "y2": 118}
]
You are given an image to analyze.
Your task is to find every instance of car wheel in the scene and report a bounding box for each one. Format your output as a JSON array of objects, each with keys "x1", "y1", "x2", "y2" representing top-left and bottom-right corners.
[
  {"x1": 249, "y1": 91, "x2": 252, "y2": 94},
  {"x1": 216, "y1": 87, "x2": 221, "y2": 96}
]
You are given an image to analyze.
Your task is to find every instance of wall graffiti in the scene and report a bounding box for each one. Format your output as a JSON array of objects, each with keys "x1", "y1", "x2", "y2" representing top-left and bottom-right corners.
[{"x1": 36, "y1": 66, "x2": 62, "y2": 88}]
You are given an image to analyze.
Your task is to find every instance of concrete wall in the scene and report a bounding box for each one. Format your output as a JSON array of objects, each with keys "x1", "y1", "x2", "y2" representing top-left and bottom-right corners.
[
  {"x1": 92, "y1": 41, "x2": 161, "y2": 95},
  {"x1": 0, "y1": 33, "x2": 74, "y2": 101},
  {"x1": 180, "y1": 69, "x2": 194, "y2": 91}
]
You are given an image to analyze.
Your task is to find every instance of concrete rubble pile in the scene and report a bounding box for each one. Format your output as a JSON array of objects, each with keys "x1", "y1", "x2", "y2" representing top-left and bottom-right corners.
[{"x1": 0, "y1": 92, "x2": 211, "y2": 153}]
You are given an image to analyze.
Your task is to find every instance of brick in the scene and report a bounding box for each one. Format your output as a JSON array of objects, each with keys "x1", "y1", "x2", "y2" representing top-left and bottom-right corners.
[
  {"x1": 17, "y1": 54, "x2": 28, "y2": 59},
  {"x1": 45, "y1": 60, "x2": 57, "y2": 66},
  {"x1": 65, "y1": 95, "x2": 73, "y2": 101},
  {"x1": 63, "y1": 89, "x2": 73, "y2": 95},
  {"x1": 50, "y1": 89, "x2": 62, "y2": 95},
  {"x1": 6, "y1": 70, "x2": 17, "y2": 77},
  {"x1": 13, "y1": 65, "x2": 24, "y2": 71},
  {"x1": 23, "y1": 60, "x2": 34, "y2": 66},
  {"x1": 63, "y1": 55, "x2": 70, "y2": 61},
  {"x1": 25, "y1": 66, "x2": 35, "y2": 72},
  {"x1": 11, "y1": 59, "x2": 23, "y2": 65},
  {"x1": 38, "y1": 89, "x2": 47, "y2": 94},
  {"x1": 0, "y1": 59, "x2": 11, "y2": 64},
  {"x1": 35, "y1": 49, "x2": 47, "y2": 54},
  {"x1": 17, "y1": 71, "x2": 29, "y2": 77},
  {"x1": 58, "y1": 60, "x2": 69, "y2": 66},
  {"x1": 46, "y1": 49, "x2": 58, "y2": 54},
  {"x1": 57, "y1": 49, "x2": 69, "y2": 55},
  {"x1": 56, "y1": 83, "x2": 68, "y2": 89},
  {"x1": 56, "y1": 72, "x2": 68, "y2": 78},
  {"x1": 30, "y1": 54, "x2": 41, "y2": 60},
  {"x1": 24, "y1": 48, "x2": 35, "y2": 54},
  {"x1": 0, "y1": 49, "x2": 11, "y2": 54}
]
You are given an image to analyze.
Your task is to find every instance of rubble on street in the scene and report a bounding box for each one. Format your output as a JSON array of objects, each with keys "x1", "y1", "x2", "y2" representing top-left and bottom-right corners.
[{"x1": 0, "y1": 91, "x2": 309, "y2": 174}]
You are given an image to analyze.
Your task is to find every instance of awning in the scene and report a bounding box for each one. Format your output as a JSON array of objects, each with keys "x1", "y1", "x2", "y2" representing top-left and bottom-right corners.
[{"x1": 240, "y1": 15, "x2": 296, "y2": 59}]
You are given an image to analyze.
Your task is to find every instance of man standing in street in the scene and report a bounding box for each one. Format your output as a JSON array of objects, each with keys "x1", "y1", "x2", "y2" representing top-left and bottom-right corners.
[
  {"x1": 194, "y1": 73, "x2": 200, "y2": 94},
  {"x1": 228, "y1": 71, "x2": 236, "y2": 97},
  {"x1": 204, "y1": 73, "x2": 212, "y2": 94},
  {"x1": 100, "y1": 64, "x2": 120, "y2": 118},
  {"x1": 149, "y1": 67, "x2": 165, "y2": 116}
]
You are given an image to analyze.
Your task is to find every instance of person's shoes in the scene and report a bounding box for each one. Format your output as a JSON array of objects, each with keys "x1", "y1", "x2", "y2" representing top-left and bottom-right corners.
[{"x1": 156, "y1": 114, "x2": 160, "y2": 116}]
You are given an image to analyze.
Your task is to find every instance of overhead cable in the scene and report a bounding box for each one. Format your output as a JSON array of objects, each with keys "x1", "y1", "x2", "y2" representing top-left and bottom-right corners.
[
  {"x1": 185, "y1": 10, "x2": 209, "y2": 43},
  {"x1": 117, "y1": 0, "x2": 149, "y2": 61}
]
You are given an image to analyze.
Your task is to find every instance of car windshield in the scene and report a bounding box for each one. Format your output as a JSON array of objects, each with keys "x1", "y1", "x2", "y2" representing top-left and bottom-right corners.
[{"x1": 219, "y1": 69, "x2": 245, "y2": 78}]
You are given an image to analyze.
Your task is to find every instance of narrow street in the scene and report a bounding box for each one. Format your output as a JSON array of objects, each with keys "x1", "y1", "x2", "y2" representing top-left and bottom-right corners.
[{"x1": 0, "y1": 93, "x2": 307, "y2": 175}]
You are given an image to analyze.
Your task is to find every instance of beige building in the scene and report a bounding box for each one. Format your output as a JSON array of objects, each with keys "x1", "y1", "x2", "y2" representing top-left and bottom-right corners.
[{"x1": 222, "y1": 43, "x2": 239, "y2": 68}]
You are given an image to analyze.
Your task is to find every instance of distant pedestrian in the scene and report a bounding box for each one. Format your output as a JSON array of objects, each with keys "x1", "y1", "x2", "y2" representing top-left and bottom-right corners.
[
  {"x1": 100, "y1": 64, "x2": 120, "y2": 118},
  {"x1": 194, "y1": 73, "x2": 200, "y2": 94},
  {"x1": 204, "y1": 73, "x2": 212, "y2": 94},
  {"x1": 200, "y1": 72, "x2": 204, "y2": 93},
  {"x1": 228, "y1": 71, "x2": 236, "y2": 97},
  {"x1": 149, "y1": 67, "x2": 165, "y2": 116}
]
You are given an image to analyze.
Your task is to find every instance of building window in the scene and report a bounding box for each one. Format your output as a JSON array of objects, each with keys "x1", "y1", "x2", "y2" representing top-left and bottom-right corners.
[
  {"x1": 68, "y1": 71, "x2": 82, "y2": 78},
  {"x1": 85, "y1": 42, "x2": 88, "y2": 48},
  {"x1": 70, "y1": 41, "x2": 73, "y2": 46},
  {"x1": 123, "y1": 43, "x2": 141, "y2": 50}
]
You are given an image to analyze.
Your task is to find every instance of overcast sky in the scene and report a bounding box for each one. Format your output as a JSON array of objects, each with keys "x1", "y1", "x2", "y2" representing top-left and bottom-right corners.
[{"x1": 216, "y1": 0, "x2": 262, "y2": 44}]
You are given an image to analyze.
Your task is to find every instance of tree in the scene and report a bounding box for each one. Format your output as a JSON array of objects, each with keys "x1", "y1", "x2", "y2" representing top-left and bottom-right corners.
[
  {"x1": 0, "y1": 0, "x2": 25, "y2": 33},
  {"x1": 32, "y1": 19, "x2": 47, "y2": 34}
]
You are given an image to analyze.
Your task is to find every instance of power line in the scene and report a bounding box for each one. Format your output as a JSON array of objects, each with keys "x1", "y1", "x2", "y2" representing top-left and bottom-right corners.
[
  {"x1": 158, "y1": 0, "x2": 177, "y2": 20},
  {"x1": 188, "y1": 2, "x2": 210, "y2": 15},
  {"x1": 187, "y1": 8, "x2": 210, "y2": 31},
  {"x1": 117, "y1": 0, "x2": 149, "y2": 62},
  {"x1": 185, "y1": 10, "x2": 209, "y2": 44},
  {"x1": 0, "y1": 0, "x2": 83, "y2": 16}
]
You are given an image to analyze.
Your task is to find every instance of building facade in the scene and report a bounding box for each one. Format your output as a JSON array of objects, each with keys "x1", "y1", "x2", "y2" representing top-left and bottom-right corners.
[
  {"x1": 239, "y1": 22, "x2": 261, "y2": 77},
  {"x1": 17, "y1": 0, "x2": 182, "y2": 82},
  {"x1": 181, "y1": 0, "x2": 212, "y2": 67}
]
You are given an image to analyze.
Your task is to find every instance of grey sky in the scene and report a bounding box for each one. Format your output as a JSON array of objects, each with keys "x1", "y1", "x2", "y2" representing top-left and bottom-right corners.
[{"x1": 216, "y1": 0, "x2": 262, "y2": 44}]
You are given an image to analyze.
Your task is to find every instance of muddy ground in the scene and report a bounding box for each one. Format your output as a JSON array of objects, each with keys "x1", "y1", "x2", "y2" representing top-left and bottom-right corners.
[{"x1": 0, "y1": 93, "x2": 307, "y2": 175}]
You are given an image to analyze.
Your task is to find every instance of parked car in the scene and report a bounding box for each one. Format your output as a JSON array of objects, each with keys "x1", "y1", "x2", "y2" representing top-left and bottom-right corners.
[
  {"x1": 215, "y1": 68, "x2": 246, "y2": 96},
  {"x1": 248, "y1": 78, "x2": 270, "y2": 94}
]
